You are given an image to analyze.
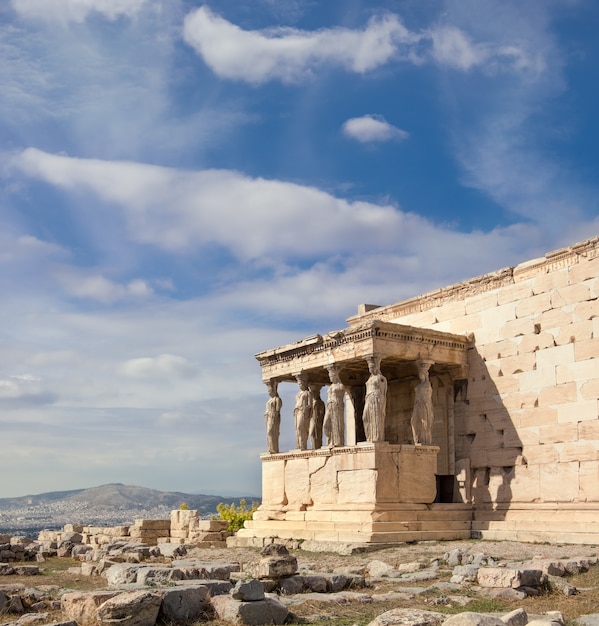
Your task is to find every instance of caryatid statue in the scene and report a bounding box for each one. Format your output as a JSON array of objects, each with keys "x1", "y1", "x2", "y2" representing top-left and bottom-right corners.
[
  {"x1": 293, "y1": 372, "x2": 311, "y2": 450},
  {"x1": 411, "y1": 360, "x2": 434, "y2": 445},
  {"x1": 362, "y1": 355, "x2": 387, "y2": 442},
  {"x1": 308, "y1": 383, "x2": 325, "y2": 449},
  {"x1": 323, "y1": 364, "x2": 345, "y2": 447},
  {"x1": 264, "y1": 379, "x2": 282, "y2": 454}
]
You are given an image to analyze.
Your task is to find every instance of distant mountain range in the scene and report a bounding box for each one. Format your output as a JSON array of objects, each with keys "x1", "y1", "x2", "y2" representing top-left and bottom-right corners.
[{"x1": 0, "y1": 483, "x2": 259, "y2": 537}]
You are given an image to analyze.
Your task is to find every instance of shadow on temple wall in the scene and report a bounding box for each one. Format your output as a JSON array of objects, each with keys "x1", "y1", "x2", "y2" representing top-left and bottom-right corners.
[{"x1": 454, "y1": 344, "x2": 525, "y2": 519}]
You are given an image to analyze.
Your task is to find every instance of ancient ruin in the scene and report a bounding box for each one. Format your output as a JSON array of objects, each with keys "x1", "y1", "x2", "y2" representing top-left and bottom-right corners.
[{"x1": 234, "y1": 237, "x2": 599, "y2": 546}]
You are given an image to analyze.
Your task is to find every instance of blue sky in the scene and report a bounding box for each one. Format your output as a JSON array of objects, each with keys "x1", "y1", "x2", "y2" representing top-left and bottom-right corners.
[{"x1": 1, "y1": 0, "x2": 598, "y2": 499}]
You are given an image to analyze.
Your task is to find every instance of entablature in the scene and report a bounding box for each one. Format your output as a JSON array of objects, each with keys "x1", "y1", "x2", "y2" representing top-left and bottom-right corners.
[{"x1": 256, "y1": 319, "x2": 472, "y2": 385}]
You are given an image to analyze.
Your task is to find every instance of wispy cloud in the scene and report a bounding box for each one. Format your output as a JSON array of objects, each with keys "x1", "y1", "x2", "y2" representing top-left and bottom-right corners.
[
  {"x1": 183, "y1": 5, "x2": 541, "y2": 84},
  {"x1": 11, "y1": 0, "x2": 148, "y2": 23},
  {"x1": 342, "y1": 115, "x2": 408, "y2": 143},
  {"x1": 183, "y1": 6, "x2": 420, "y2": 84}
]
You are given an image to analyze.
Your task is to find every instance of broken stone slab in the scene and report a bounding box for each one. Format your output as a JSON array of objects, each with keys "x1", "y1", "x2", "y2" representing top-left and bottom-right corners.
[
  {"x1": 501, "y1": 608, "x2": 528, "y2": 626},
  {"x1": 171, "y1": 559, "x2": 241, "y2": 580},
  {"x1": 368, "y1": 560, "x2": 396, "y2": 577},
  {"x1": 12, "y1": 566, "x2": 40, "y2": 576},
  {"x1": 156, "y1": 543, "x2": 186, "y2": 559},
  {"x1": 477, "y1": 567, "x2": 544, "y2": 589},
  {"x1": 446, "y1": 549, "x2": 465, "y2": 567},
  {"x1": 158, "y1": 585, "x2": 211, "y2": 623},
  {"x1": 277, "y1": 590, "x2": 373, "y2": 607},
  {"x1": 477, "y1": 587, "x2": 527, "y2": 600},
  {"x1": 61, "y1": 591, "x2": 120, "y2": 626},
  {"x1": 301, "y1": 574, "x2": 328, "y2": 593},
  {"x1": 104, "y1": 564, "x2": 146, "y2": 586},
  {"x1": 576, "y1": 615, "x2": 599, "y2": 626},
  {"x1": 96, "y1": 590, "x2": 162, "y2": 626},
  {"x1": 547, "y1": 574, "x2": 577, "y2": 596},
  {"x1": 231, "y1": 579, "x2": 265, "y2": 602},
  {"x1": 399, "y1": 566, "x2": 441, "y2": 583},
  {"x1": 450, "y1": 565, "x2": 480, "y2": 584},
  {"x1": 211, "y1": 594, "x2": 289, "y2": 625},
  {"x1": 0, "y1": 564, "x2": 14, "y2": 575},
  {"x1": 279, "y1": 575, "x2": 304, "y2": 595},
  {"x1": 366, "y1": 608, "x2": 445, "y2": 626},
  {"x1": 175, "y1": 579, "x2": 233, "y2": 596},
  {"x1": 442, "y1": 612, "x2": 506, "y2": 626}
]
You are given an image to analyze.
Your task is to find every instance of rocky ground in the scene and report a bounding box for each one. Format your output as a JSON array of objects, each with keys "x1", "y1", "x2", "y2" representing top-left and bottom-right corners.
[{"x1": 1, "y1": 538, "x2": 599, "y2": 626}]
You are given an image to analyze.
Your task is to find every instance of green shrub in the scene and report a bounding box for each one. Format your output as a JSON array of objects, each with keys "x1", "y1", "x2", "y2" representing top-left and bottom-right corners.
[
  {"x1": 179, "y1": 502, "x2": 189, "y2": 510},
  {"x1": 215, "y1": 499, "x2": 259, "y2": 532}
]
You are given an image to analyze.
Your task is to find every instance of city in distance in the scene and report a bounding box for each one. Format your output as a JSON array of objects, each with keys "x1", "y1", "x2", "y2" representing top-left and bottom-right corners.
[{"x1": 0, "y1": 483, "x2": 259, "y2": 537}]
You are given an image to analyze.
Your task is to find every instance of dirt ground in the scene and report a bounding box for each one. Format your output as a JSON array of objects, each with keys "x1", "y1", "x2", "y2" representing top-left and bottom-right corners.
[{"x1": 1, "y1": 539, "x2": 598, "y2": 626}]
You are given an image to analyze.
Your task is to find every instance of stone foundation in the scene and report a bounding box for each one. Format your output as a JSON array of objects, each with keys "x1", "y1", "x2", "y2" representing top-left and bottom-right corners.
[{"x1": 235, "y1": 444, "x2": 472, "y2": 544}]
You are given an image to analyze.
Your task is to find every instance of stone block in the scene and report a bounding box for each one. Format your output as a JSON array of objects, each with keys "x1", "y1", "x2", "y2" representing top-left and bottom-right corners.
[
  {"x1": 308, "y1": 457, "x2": 339, "y2": 505},
  {"x1": 579, "y1": 461, "x2": 599, "y2": 501},
  {"x1": 518, "y1": 407, "x2": 557, "y2": 429},
  {"x1": 261, "y1": 458, "x2": 286, "y2": 506},
  {"x1": 557, "y1": 359, "x2": 599, "y2": 385},
  {"x1": 555, "y1": 320, "x2": 593, "y2": 346},
  {"x1": 433, "y1": 300, "x2": 466, "y2": 322},
  {"x1": 198, "y1": 519, "x2": 229, "y2": 531},
  {"x1": 397, "y1": 446, "x2": 438, "y2": 503},
  {"x1": 524, "y1": 444, "x2": 559, "y2": 465},
  {"x1": 499, "y1": 353, "x2": 537, "y2": 377},
  {"x1": 211, "y1": 595, "x2": 288, "y2": 626},
  {"x1": 284, "y1": 457, "x2": 311, "y2": 506},
  {"x1": 96, "y1": 590, "x2": 162, "y2": 626},
  {"x1": 551, "y1": 283, "x2": 591, "y2": 308},
  {"x1": 62, "y1": 591, "x2": 120, "y2": 626},
  {"x1": 518, "y1": 332, "x2": 556, "y2": 355},
  {"x1": 580, "y1": 378, "x2": 599, "y2": 400},
  {"x1": 158, "y1": 585, "x2": 210, "y2": 623},
  {"x1": 501, "y1": 318, "x2": 536, "y2": 339},
  {"x1": 539, "y1": 307, "x2": 573, "y2": 329},
  {"x1": 533, "y1": 269, "x2": 569, "y2": 294},
  {"x1": 574, "y1": 301, "x2": 598, "y2": 322},
  {"x1": 538, "y1": 422, "x2": 578, "y2": 444},
  {"x1": 558, "y1": 441, "x2": 599, "y2": 463},
  {"x1": 518, "y1": 369, "x2": 556, "y2": 394},
  {"x1": 569, "y1": 255, "x2": 599, "y2": 283},
  {"x1": 132, "y1": 519, "x2": 170, "y2": 530},
  {"x1": 536, "y1": 344, "x2": 575, "y2": 370},
  {"x1": 579, "y1": 420, "x2": 599, "y2": 440},
  {"x1": 509, "y1": 464, "x2": 541, "y2": 502},
  {"x1": 477, "y1": 567, "x2": 542, "y2": 589},
  {"x1": 447, "y1": 313, "x2": 482, "y2": 335},
  {"x1": 539, "y1": 461, "x2": 579, "y2": 502},
  {"x1": 557, "y1": 400, "x2": 598, "y2": 424},
  {"x1": 465, "y1": 292, "x2": 499, "y2": 315},
  {"x1": 498, "y1": 282, "x2": 534, "y2": 305},
  {"x1": 575, "y1": 337, "x2": 599, "y2": 362},
  {"x1": 516, "y1": 293, "x2": 552, "y2": 319},
  {"x1": 539, "y1": 382, "x2": 577, "y2": 407},
  {"x1": 338, "y1": 469, "x2": 377, "y2": 504}
]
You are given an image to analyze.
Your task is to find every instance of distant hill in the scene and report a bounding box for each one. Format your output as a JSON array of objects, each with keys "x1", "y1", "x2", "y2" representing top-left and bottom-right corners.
[{"x1": 0, "y1": 483, "x2": 260, "y2": 537}]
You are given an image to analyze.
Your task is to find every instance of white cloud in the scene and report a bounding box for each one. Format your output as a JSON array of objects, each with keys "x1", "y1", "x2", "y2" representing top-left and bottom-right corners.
[
  {"x1": 11, "y1": 0, "x2": 148, "y2": 23},
  {"x1": 183, "y1": 6, "x2": 419, "y2": 84},
  {"x1": 120, "y1": 354, "x2": 198, "y2": 379},
  {"x1": 342, "y1": 115, "x2": 408, "y2": 143},
  {"x1": 183, "y1": 6, "x2": 541, "y2": 84},
  {"x1": 54, "y1": 267, "x2": 154, "y2": 302},
  {"x1": 429, "y1": 25, "x2": 543, "y2": 75},
  {"x1": 12, "y1": 148, "x2": 413, "y2": 260}
]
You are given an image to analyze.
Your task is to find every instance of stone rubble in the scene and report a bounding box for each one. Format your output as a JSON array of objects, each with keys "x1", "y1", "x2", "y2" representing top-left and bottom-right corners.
[{"x1": 1, "y1": 531, "x2": 599, "y2": 626}]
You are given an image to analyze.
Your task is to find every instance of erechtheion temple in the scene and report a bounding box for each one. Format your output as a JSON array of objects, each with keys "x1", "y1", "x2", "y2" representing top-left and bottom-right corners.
[{"x1": 234, "y1": 237, "x2": 599, "y2": 547}]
